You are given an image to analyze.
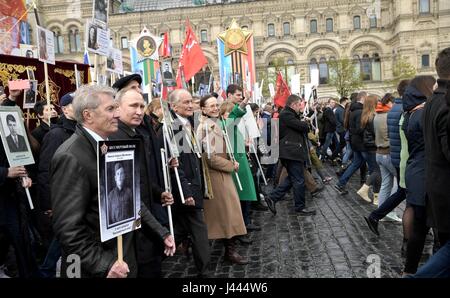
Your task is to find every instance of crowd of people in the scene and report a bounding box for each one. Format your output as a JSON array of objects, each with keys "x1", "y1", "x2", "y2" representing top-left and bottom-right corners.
[{"x1": 1, "y1": 47, "x2": 450, "y2": 278}]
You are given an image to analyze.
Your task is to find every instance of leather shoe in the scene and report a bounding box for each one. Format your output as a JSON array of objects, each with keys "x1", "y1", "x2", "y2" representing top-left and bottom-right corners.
[
  {"x1": 295, "y1": 208, "x2": 316, "y2": 216},
  {"x1": 264, "y1": 196, "x2": 277, "y2": 215},
  {"x1": 364, "y1": 216, "x2": 379, "y2": 236},
  {"x1": 245, "y1": 223, "x2": 261, "y2": 232},
  {"x1": 235, "y1": 234, "x2": 252, "y2": 245},
  {"x1": 311, "y1": 185, "x2": 324, "y2": 197},
  {"x1": 251, "y1": 200, "x2": 268, "y2": 211}
]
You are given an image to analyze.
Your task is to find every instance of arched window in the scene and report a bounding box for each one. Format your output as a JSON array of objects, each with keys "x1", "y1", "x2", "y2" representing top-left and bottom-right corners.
[
  {"x1": 372, "y1": 53, "x2": 381, "y2": 80},
  {"x1": 369, "y1": 16, "x2": 377, "y2": 28},
  {"x1": 310, "y1": 19, "x2": 317, "y2": 33},
  {"x1": 419, "y1": 0, "x2": 430, "y2": 14},
  {"x1": 362, "y1": 54, "x2": 372, "y2": 81},
  {"x1": 201, "y1": 29, "x2": 208, "y2": 43},
  {"x1": 353, "y1": 16, "x2": 361, "y2": 29},
  {"x1": 121, "y1": 37, "x2": 128, "y2": 49},
  {"x1": 283, "y1": 22, "x2": 290, "y2": 36},
  {"x1": 353, "y1": 55, "x2": 361, "y2": 78},
  {"x1": 53, "y1": 30, "x2": 64, "y2": 54},
  {"x1": 326, "y1": 18, "x2": 333, "y2": 32},
  {"x1": 309, "y1": 58, "x2": 319, "y2": 84},
  {"x1": 319, "y1": 57, "x2": 329, "y2": 84},
  {"x1": 268, "y1": 23, "x2": 275, "y2": 37},
  {"x1": 68, "y1": 27, "x2": 81, "y2": 52}
]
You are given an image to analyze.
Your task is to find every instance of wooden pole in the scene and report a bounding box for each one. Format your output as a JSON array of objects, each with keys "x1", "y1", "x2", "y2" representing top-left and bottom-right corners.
[
  {"x1": 44, "y1": 62, "x2": 51, "y2": 124},
  {"x1": 117, "y1": 235, "x2": 123, "y2": 263}
]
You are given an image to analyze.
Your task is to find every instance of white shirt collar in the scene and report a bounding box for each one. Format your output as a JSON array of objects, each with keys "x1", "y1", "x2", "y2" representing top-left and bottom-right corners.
[
  {"x1": 83, "y1": 126, "x2": 105, "y2": 142},
  {"x1": 175, "y1": 113, "x2": 189, "y2": 126}
]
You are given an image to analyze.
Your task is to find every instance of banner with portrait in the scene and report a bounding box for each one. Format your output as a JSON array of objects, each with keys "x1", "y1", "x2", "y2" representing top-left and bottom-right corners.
[
  {"x1": 0, "y1": 106, "x2": 35, "y2": 167},
  {"x1": 106, "y1": 47, "x2": 123, "y2": 75},
  {"x1": 36, "y1": 25, "x2": 55, "y2": 65},
  {"x1": 85, "y1": 20, "x2": 110, "y2": 56},
  {"x1": 0, "y1": 54, "x2": 90, "y2": 130},
  {"x1": 98, "y1": 140, "x2": 141, "y2": 242}
]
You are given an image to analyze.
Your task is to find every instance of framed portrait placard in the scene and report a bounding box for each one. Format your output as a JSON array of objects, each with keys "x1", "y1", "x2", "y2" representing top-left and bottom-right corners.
[
  {"x1": 85, "y1": 20, "x2": 110, "y2": 56},
  {"x1": 23, "y1": 80, "x2": 38, "y2": 109},
  {"x1": 36, "y1": 25, "x2": 55, "y2": 65},
  {"x1": 92, "y1": 0, "x2": 109, "y2": 26},
  {"x1": 134, "y1": 27, "x2": 162, "y2": 62},
  {"x1": 0, "y1": 106, "x2": 35, "y2": 167},
  {"x1": 97, "y1": 140, "x2": 141, "y2": 242},
  {"x1": 106, "y1": 47, "x2": 123, "y2": 75}
]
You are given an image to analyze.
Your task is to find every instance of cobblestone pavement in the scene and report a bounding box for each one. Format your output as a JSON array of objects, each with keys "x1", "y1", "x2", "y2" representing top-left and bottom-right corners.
[{"x1": 162, "y1": 163, "x2": 433, "y2": 278}]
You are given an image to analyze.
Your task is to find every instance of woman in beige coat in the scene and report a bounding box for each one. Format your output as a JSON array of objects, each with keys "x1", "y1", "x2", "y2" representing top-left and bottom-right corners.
[{"x1": 197, "y1": 95, "x2": 248, "y2": 265}]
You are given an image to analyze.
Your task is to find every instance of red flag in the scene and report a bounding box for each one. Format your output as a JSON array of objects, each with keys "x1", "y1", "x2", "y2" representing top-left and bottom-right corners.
[
  {"x1": 273, "y1": 72, "x2": 291, "y2": 108},
  {"x1": 176, "y1": 20, "x2": 208, "y2": 88},
  {"x1": 160, "y1": 32, "x2": 171, "y2": 58}
]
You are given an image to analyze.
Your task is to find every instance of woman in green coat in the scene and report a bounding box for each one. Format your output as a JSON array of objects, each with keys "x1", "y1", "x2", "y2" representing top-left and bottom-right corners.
[{"x1": 220, "y1": 101, "x2": 257, "y2": 232}]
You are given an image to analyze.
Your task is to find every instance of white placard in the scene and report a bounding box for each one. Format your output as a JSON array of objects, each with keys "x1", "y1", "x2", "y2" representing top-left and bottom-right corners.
[
  {"x1": 268, "y1": 83, "x2": 275, "y2": 97},
  {"x1": 106, "y1": 48, "x2": 123, "y2": 75},
  {"x1": 37, "y1": 26, "x2": 55, "y2": 65},
  {"x1": 0, "y1": 106, "x2": 35, "y2": 167},
  {"x1": 291, "y1": 74, "x2": 301, "y2": 95},
  {"x1": 304, "y1": 83, "x2": 314, "y2": 102},
  {"x1": 243, "y1": 105, "x2": 261, "y2": 139},
  {"x1": 310, "y1": 68, "x2": 319, "y2": 86},
  {"x1": 86, "y1": 20, "x2": 110, "y2": 56},
  {"x1": 98, "y1": 140, "x2": 141, "y2": 242}
]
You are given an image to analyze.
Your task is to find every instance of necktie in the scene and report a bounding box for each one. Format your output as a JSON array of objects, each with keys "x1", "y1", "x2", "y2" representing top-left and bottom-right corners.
[{"x1": 14, "y1": 136, "x2": 18, "y2": 147}]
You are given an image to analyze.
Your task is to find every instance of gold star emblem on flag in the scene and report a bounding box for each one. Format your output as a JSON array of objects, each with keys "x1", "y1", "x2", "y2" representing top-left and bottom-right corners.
[{"x1": 218, "y1": 19, "x2": 252, "y2": 56}]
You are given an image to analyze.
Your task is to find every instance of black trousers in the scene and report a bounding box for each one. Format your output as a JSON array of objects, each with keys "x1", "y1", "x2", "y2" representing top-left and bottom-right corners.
[{"x1": 173, "y1": 209, "x2": 210, "y2": 275}]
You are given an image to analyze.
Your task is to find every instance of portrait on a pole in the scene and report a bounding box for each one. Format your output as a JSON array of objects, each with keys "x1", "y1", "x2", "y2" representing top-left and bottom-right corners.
[
  {"x1": 0, "y1": 106, "x2": 35, "y2": 167},
  {"x1": 98, "y1": 140, "x2": 141, "y2": 242}
]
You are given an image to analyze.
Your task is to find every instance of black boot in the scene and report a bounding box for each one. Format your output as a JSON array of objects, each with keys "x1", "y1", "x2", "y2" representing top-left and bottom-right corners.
[{"x1": 224, "y1": 239, "x2": 248, "y2": 265}]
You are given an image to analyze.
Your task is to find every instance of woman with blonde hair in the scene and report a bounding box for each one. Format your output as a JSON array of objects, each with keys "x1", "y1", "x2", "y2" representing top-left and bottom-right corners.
[
  {"x1": 145, "y1": 98, "x2": 163, "y2": 133},
  {"x1": 196, "y1": 95, "x2": 248, "y2": 265}
]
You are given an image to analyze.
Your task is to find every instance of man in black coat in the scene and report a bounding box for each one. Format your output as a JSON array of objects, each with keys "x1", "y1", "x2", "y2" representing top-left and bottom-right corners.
[
  {"x1": 36, "y1": 92, "x2": 77, "y2": 277},
  {"x1": 264, "y1": 95, "x2": 316, "y2": 216},
  {"x1": 109, "y1": 88, "x2": 175, "y2": 278},
  {"x1": 50, "y1": 85, "x2": 174, "y2": 278},
  {"x1": 167, "y1": 89, "x2": 210, "y2": 277},
  {"x1": 320, "y1": 98, "x2": 337, "y2": 160},
  {"x1": 0, "y1": 100, "x2": 36, "y2": 278},
  {"x1": 423, "y1": 47, "x2": 450, "y2": 247}
]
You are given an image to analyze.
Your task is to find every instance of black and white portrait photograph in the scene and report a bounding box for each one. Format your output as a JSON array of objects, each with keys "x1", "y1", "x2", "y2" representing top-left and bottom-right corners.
[
  {"x1": 23, "y1": 80, "x2": 38, "y2": 109},
  {"x1": 87, "y1": 24, "x2": 98, "y2": 50},
  {"x1": 36, "y1": 25, "x2": 55, "y2": 65},
  {"x1": 26, "y1": 68, "x2": 35, "y2": 80},
  {"x1": 106, "y1": 161, "x2": 134, "y2": 227},
  {"x1": 85, "y1": 20, "x2": 110, "y2": 56},
  {"x1": 93, "y1": 0, "x2": 108, "y2": 24},
  {"x1": 98, "y1": 140, "x2": 141, "y2": 242},
  {"x1": 162, "y1": 61, "x2": 173, "y2": 79},
  {"x1": 0, "y1": 106, "x2": 35, "y2": 167}
]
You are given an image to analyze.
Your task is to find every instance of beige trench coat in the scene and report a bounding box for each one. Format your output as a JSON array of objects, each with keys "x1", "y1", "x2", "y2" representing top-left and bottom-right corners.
[{"x1": 197, "y1": 116, "x2": 247, "y2": 240}]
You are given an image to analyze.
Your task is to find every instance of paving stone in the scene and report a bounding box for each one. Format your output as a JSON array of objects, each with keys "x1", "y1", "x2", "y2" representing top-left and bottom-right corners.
[{"x1": 161, "y1": 164, "x2": 409, "y2": 278}]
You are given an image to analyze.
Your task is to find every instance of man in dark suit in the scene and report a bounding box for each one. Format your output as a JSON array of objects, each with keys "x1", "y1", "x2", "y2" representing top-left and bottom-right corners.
[
  {"x1": 50, "y1": 84, "x2": 175, "y2": 278},
  {"x1": 264, "y1": 95, "x2": 316, "y2": 216},
  {"x1": 168, "y1": 89, "x2": 210, "y2": 277},
  {"x1": 5, "y1": 114, "x2": 27, "y2": 152}
]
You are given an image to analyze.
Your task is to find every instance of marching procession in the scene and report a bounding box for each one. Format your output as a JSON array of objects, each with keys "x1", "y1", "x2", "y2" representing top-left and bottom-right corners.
[{"x1": 1, "y1": 0, "x2": 450, "y2": 280}]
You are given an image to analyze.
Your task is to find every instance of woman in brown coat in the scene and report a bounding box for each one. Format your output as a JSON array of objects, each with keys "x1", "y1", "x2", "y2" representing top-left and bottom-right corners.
[{"x1": 197, "y1": 95, "x2": 248, "y2": 265}]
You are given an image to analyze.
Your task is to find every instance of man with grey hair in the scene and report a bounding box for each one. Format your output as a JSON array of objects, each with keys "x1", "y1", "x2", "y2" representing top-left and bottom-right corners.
[
  {"x1": 110, "y1": 88, "x2": 176, "y2": 278},
  {"x1": 50, "y1": 84, "x2": 173, "y2": 278},
  {"x1": 167, "y1": 88, "x2": 211, "y2": 277}
]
